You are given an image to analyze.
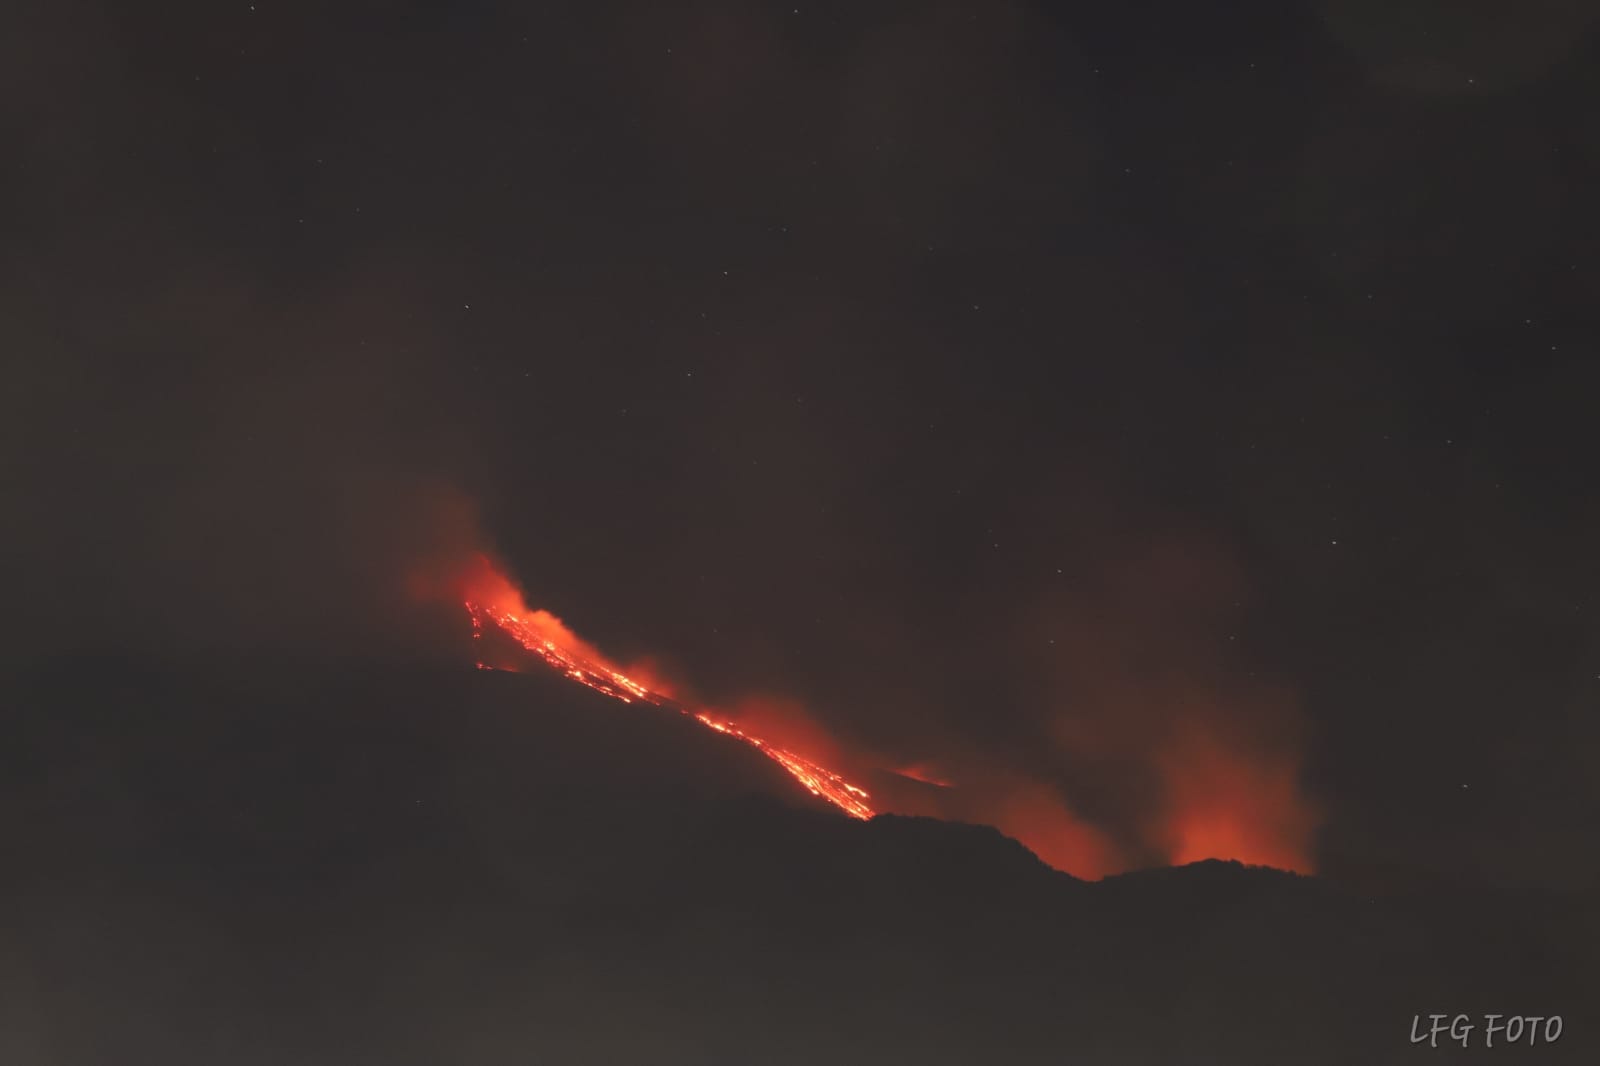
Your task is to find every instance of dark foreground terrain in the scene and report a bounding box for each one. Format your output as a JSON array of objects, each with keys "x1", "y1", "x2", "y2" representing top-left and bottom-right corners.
[{"x1": 2, "y1": 657, "x2": 1592, "y2": 1064}]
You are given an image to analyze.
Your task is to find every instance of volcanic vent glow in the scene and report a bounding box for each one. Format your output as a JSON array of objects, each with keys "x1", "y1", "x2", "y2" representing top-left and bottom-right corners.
[{"x1": 462, "y1": 563, "x2": 873, "y2": 821}]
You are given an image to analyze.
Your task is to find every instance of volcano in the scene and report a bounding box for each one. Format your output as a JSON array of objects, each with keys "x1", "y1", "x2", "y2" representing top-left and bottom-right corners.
[
  {"x1": 2, "y1": 655, "x2": 1591, "y2": 1064},
  {"x1": 449, "y1": 554, "x2": 1324, "y2": 880}
]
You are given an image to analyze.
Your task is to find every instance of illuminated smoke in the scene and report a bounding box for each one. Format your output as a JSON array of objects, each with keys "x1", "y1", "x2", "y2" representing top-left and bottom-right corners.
[
  {"x1": 439, "y1": 553, "x2": 1315, "y2": 878},
  {"x1": 1155, "y1": 725, "x2": 1317, "y2": 872},
  {"x1": 892, "y1": 764, "x2": 953, "y2": 789},
  {"x1": 991, "y1": 781, "x2": 1126, "y2": 880}
]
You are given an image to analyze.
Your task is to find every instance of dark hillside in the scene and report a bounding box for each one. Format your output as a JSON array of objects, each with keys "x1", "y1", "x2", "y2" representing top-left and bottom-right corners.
[{"x1": 1, "y1": 658, "x2": 1590, "y2": 1064}]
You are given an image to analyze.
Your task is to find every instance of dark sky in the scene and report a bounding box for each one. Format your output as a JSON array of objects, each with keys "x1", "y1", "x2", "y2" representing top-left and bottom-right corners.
[{"x1": 6, "y1": 1, "x2": 1598, "y2": 891}]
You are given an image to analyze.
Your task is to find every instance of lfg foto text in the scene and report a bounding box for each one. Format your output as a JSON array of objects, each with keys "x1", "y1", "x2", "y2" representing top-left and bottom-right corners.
[{"x1": 1410, "y1": 1014, "x2": 1563, "y2": 1048}]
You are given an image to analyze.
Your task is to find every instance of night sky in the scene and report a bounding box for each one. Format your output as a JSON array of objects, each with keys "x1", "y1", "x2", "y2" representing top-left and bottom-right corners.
[{"x1": 7, "y1": 1, "x2": 1599, "y2": 893}]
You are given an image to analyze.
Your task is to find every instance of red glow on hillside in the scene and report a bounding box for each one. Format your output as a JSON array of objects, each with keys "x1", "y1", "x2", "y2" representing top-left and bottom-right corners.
[
  {"x1": 460, "y1": 556, "x2": 872, "y2": 821},
  {"x1": 985, "y1": 781, "x2": 1126, "y2": 877},
  {"x1": 443, "y1": 554, "x2": 1316, "y2": 878},
  {"x1": 1157, "y1": 728, "x2": 1316, "y2": 873}
]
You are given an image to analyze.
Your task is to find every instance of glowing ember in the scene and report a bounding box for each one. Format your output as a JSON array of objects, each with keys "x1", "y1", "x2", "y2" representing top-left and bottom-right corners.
[{"x1": 467, "y1": 601, "x2": 875, "y2": 821}]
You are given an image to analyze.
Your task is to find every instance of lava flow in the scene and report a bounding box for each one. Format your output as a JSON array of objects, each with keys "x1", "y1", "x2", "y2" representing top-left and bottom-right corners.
[
  {"x1": 442, "y1": 553, "x2": 1316, "y2": 877},
  {"x1": 466, "y1": 600, "x2": 875, "y2": 821}
]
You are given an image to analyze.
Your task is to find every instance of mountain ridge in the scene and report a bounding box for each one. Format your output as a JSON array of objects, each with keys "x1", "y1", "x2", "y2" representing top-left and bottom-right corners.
[{"x1": 1, "y1": 654, "x2": 1589, "y2": 1064}]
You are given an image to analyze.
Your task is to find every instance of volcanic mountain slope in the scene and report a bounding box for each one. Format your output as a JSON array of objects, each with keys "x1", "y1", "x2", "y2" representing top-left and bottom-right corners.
[{"x1": 2, "y1": 657, "x2": 1592, "y2": 1065}]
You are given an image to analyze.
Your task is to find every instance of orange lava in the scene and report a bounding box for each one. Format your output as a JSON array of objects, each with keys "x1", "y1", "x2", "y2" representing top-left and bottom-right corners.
[
  {"x1": 466, "y1": 595, "x2": 874, "y2": 821},
  {"x1": 446, "y1": 554, "x2": 1315, "y2": 877}
]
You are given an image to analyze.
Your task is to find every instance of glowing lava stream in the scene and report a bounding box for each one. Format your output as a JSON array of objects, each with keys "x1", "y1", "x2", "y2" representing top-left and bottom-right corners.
[{"x1": 467, "y1": 603, "x2": 875, "y2": 821}]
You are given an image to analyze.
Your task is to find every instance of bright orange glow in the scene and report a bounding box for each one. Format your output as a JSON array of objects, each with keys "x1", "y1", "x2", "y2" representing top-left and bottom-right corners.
[
  {"x1": 446, "y1": 553, "x2": 1316, "y2": 878},
  {"x1": 1156, "y1": 728, "x2": 1317, "y2": 873},
  {"x1": 461, "y1": 556, "x2": 873, "y2": 821}
]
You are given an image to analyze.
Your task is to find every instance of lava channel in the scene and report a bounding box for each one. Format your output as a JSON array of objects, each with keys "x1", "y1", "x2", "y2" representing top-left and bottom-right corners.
[{"x1": 467, "y1": 602, "x2": 875, "y2": 821}]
